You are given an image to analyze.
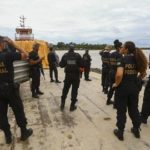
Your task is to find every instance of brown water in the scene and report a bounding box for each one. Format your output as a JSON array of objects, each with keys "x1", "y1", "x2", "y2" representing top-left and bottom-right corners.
[{"x1": 56, "y1": 50, "x2": 150, "y2": 69}]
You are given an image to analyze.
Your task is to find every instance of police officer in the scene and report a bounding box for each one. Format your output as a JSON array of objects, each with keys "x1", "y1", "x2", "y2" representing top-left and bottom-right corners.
[
  {"x1": 59, "y1": 44, "x2": 82, "y2": 111},
  {"x1": 99, "y1": 49, "x2": 105, "y2": 91},
  {"x1": 47, "y1": 44, "x2": 61, "y2": 83},
  {"x1": 100, "y1": 45, "x2": 112, "y2": 94},
  {"x1": 29, "y1": 43, "x2": 44, "y2": 98},
  {"x1": 141, "y1": 62, "x2": 150, "y2": 124},
  {"x1": 0, "y1": 36, "x2": 33, "y2": 144},
  {"x1": 113, "y1": 41, "x2": 147, "y2": 141},
  {"x1": 82, "y1": 49, "x2": 92, "y2": 81},
  {"x1": 107, "y1": 40, "x2": 122, "y2": 105}
]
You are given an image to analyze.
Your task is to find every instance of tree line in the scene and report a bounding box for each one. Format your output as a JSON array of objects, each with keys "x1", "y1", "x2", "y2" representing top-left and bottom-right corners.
[
  {"x1": 53, "y1": 42, "x2": 150, "y2": 50},
  {"x1": 54, "y1": 42, "x2": 109, "y2": 50}
]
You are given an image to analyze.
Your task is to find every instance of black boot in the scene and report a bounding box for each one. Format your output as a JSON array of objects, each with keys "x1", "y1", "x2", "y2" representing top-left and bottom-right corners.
[
  {"x1": 70, "y1": 102, "x2": 77, "y2": 112},
  {"x1": 55, "y1": 80, "x2": 61, "y2": 83},
  {"x1": 87, "y1": 79, "x2": 92, "y2": 81},
  {"x1": 60, "y1": 98, "x2": 65, "y2": 111},
  {"x1": 50, "y1": 79, "x2": 54, "y2": 82},
  {"x1": 106, "y1": 99, "x2": 114, "y2": 105},
  {"x1": 131, "y1": 127, "x2": 140, "y2": 138},
  {"x1": 85, "y1": 78, "x2": 91, "y2": 81},
  {"x1": 32, "y1": 93, "x2": 39, "y2": 98},
  {"x1": 102, "y1": 87, "x2": 104, "y2": 92},
  {"x1": 114, "y1": 129, "x2": 124, "y2": 141},
  {"x1": 141, "y1": 118, "x2": 147, "y2": 124},
  {"x1": 113, "y1": 101, "x2": 117, "y2": 109},
  {"x1": 36, "y1": 90, "x2": 44, "y2": 95},
  {"x1": 20, "y1": 127, "x2": 33, "y2": 141},
  {"x1": 140, "y1": 115, "x2": 147, "y2": 124},
  {"x1": 103, "y1": 87, "x2": 108, "y2": 94},
  {"x1": 3, "y1": 129, "x2": 12, "y2": 144}
]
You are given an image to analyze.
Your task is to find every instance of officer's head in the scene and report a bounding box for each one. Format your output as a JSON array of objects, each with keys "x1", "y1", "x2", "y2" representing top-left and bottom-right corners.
[
  {"x1": 48, "y1": 43, "x2": 53, "y2": 51},
  {"x1": 114, "y1": 39, "x2": 122, "y2": 51},
  {"x1": 105, "y1": 45, "x2": 112, "y2": 52},
  {"x1": 33, "y1": 43, "x2": 40, "y2": 52},
  {"x1": 123, "y1": 41, "x2": 136, "y2": 54},
  {"x1": 123, "y1": 41, "x2": 148, "y2": 78},
  {"x1": 85, "y1": 49, "x2": 89, "y2": 54},
  {"x1": 69, "y1": 44, "x2": 75, "y2": 52}
]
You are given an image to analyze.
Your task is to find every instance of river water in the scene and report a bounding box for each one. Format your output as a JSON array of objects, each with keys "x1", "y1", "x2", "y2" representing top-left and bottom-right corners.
[{"x1": 56, "y1": 50, "x2": 150, "y2": 69}]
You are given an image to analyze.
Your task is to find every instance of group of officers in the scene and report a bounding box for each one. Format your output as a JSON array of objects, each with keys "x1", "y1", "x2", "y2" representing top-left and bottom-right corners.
[
  {"x1": 0, "y1": 35, "x2": 150, "y2": 144},
  {"x1": 0, "y1": 36, "x2": 92, "y2": 144},
  {"x1": 100, "y1": 39, "x2": 150, "y2": 141}
]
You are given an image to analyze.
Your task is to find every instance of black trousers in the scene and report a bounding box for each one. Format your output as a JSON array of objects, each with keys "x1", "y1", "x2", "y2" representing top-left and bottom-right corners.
[
  {"x1": 49, "y1": 65, "x2": 58, "y2": 81},
  {"x1": 84, "y1": 67, "x2": 90, "y2": 80},
  {"x1": 141, "y1": 79, "x2": 150, "y2": 120},
  {"x1": 0, "y1": 83, "x2": 27, "y2": 131},
  {"x1": 107, "y1": 70, "x2": 115, "y2": 100},
  {"x1": 115, "y1": 82, "x2": 141, "y2": 130},
  {"x1": 101, "y1": 69, "x2": 109, "y2": 91},
  {"x1": 61, "y1": 75, "x2": 80, "y2": 104},
  {"x1": 31, "y1": 68, "x2": 41, "y2": 94},
  {"x1": 107, "y1": 78, "x2": 115, "y2": 101}
]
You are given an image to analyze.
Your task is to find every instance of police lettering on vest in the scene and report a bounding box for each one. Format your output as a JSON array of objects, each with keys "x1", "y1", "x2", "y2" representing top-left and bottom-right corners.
[
  {"x1": 65, "y1": 54, "x2": 79, "y2": 74},
  {"x1": 67, "y1": 59, "x2": 76, "y2": 65},
  {"x1": 120, "y1": 54, "x2": 137, "y2": 82},
  {"x1": 60, "y1": 51, "x2": 82, "y2": 75},
  {"x1": 124, "y1": 64, "x2": 137, "y2": 75},
  {"x1": 0, "y1": 52, "x2": 21, "y2": 83}
]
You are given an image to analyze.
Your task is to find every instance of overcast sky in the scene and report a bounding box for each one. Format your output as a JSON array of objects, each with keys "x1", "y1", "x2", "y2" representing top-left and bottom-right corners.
[{"x1": 0, "y1": 0, "x2": 150, "y2": 46}]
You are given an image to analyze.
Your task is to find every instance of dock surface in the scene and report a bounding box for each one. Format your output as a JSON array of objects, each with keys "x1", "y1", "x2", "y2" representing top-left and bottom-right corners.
[{"x1": 0, "y1": 69, "x2": 150, "y2": 150}]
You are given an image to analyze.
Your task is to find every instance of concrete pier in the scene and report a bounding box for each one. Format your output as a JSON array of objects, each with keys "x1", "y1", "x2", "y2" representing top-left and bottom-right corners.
[{"x1": 0, "y1": 69, "x2": 150, "y2": 150}]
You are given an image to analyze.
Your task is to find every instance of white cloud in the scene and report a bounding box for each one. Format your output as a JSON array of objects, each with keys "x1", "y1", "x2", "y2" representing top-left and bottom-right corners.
[{"x1": 0, "y1": 0, "x2": 150, "y2": 46}]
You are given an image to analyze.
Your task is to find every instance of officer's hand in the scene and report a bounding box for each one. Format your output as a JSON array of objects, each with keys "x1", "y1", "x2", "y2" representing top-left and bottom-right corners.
[
  {"x1": 112, "y1": 83, "x2": 117, "y2": 88},
  {"x1": 21, "y1": 53, "x2": 28, "y2": 60}
]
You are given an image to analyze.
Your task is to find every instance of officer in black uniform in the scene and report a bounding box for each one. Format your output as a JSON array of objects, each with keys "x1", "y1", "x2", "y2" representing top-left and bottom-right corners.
[
  {"x1": 47, "y1": 44, "x2": 61, "y2": 83},
  {"x1": 100, "y1": 45, "x2": 112, "y2": 94},
  {"x1": 82, "y1": 49, "x2": 92, "y2": 81},
  {"x1": 29, "y1": 43, "x2": 44, "y2": 98},
  {"x1": 99, "y1": 49, "x2": 105, "y2": 91},
  {"x1": 59, "y1": 44, "x2": 82, "y2": 111},
  {"x1": 141, "y1": 61, "x2": 150, "y2": 124},
  {"x1": 0, "y1": 36, "x2": 33, "y2": 144},
  {"x1": 106, "y1": 40, "x2": 122, "y2": 105},
  {"x1": 113, "y1": 41, "x2": 147, "y2": 141}
]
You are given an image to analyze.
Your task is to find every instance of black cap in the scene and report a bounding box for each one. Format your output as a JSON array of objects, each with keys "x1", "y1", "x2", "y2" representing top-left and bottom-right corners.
[
  {"x1": 33, "y1": 42, "x2": 40, "y2": 49},
  {"x1": 114, "y1": 39, "x2": 122, "y2": 49}
]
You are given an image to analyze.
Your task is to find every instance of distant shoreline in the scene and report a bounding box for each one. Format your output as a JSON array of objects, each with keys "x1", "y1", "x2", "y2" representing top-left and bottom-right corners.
[{"x1": 56, "y1": 49, "x2": 150, "y2": 51}]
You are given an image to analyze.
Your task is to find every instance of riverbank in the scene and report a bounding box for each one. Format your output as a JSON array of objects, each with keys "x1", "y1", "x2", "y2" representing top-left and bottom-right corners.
[{"x1": 56, "y1": 50, "x2": 150, "y2": 69}]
